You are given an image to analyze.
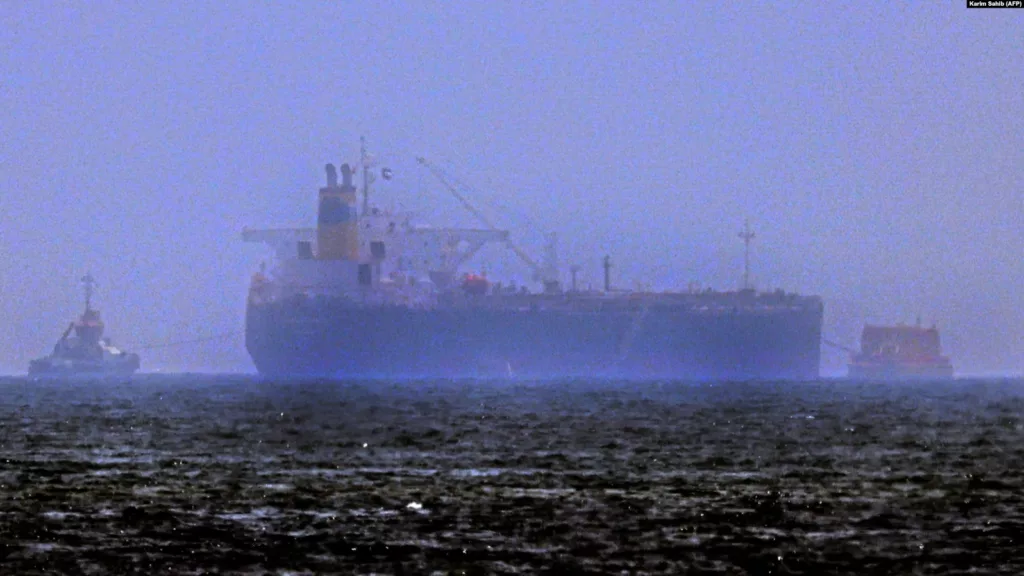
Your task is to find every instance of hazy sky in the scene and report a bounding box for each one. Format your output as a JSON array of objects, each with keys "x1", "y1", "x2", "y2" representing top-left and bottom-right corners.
[{"x1": 1, "y1": 2, "x2": 1020, "y2": 375}]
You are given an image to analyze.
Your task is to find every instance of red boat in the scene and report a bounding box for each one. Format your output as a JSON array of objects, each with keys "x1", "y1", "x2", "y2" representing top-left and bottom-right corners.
[{"x1": 848, "y1": 323, "x2": 954, "y2": 380}]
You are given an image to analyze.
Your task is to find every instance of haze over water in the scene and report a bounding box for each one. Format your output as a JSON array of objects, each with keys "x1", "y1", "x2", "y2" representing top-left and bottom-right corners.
[{"x1": 0, "y1": 3, "x2": 1021, "y2": 376}]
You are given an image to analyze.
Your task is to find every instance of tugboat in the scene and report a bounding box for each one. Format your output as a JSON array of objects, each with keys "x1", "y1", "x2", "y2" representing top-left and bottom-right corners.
[
  {"x1": 848, "y1": 320, "x2": 954, "y2": 380},
  {"x1": 28, "y1": 273, "x2": 141, "y2": 378}
]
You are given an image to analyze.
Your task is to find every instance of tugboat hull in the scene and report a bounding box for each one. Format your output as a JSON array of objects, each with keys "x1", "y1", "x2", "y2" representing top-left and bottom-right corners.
[
  {"x1": 28, "y1": 354, "x2": 141, "y2": 379},
  {"x1": 847, "y1": 362, "x2": 954, "y2": 381}
]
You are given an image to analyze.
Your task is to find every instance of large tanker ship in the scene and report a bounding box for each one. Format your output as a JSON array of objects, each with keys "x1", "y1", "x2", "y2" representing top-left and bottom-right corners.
[{"x1": 243, "y1": 140, "x2": 824, "y2": 379}]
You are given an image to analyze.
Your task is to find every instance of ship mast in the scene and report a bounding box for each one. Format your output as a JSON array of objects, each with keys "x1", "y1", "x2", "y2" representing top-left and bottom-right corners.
[
  {"x1": 738, "y1": 219, "x2": 755, "y2": 291},
  {"x1": 360, "y1": 136, "x2": 370, "y2": 216},
  {"x1": 81, "y1": 272, "x2": 97, "y2": 313}
]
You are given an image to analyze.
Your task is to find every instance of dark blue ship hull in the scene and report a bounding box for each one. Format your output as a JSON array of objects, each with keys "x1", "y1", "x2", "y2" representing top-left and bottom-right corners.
[{"x1": 245, "y1": 296, "x2": 824, "y2": 380}]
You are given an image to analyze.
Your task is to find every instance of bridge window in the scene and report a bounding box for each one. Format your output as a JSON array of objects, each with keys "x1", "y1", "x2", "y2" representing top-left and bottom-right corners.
[{"x1": 370, "y1": 241, "x2": 386, "y2": 259}]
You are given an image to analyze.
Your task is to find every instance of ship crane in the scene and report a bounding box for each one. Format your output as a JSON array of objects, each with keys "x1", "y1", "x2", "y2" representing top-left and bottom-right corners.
[{"x1": 416, "y1": 157, "x2": 561, "y2": 293}]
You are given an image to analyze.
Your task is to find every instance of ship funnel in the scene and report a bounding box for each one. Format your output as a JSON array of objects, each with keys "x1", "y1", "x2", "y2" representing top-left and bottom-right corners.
[
  {"x1": 325, "y1": 163, "x2": 338, "y2": 188},
  {"x1": 340, "y1": 163, "x2": 353, "y2": 188},
  {"x1": 316, "y1": 161, "x2": 359, "y2": 260}
]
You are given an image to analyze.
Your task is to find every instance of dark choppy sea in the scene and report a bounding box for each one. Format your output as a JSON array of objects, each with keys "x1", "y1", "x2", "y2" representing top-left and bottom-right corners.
[{"x1": 1, "y1": 375, "x2": 1023, "y2": 575}]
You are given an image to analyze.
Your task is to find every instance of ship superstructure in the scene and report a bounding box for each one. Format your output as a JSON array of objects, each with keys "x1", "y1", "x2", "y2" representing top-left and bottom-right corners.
[{"x1": 243, "y1": 139, "x2": 824, "y2": 379}]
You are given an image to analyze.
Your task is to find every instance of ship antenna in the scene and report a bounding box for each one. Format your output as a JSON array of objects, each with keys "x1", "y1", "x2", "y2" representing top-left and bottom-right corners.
[
  {"x1": 81, "y1": 272, "x2": 97, "y2": 313},
  {"x1": 360, "y1": 136, "x2": 369, "y2": 216},
  {"x1": 738, "y1": 219, "x2": 755, "y2": 291}
]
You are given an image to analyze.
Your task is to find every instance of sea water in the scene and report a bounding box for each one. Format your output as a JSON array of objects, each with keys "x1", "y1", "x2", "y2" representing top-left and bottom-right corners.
[{"x1": 0, "y1": 374, "x2": 1021, "y2": 574}]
